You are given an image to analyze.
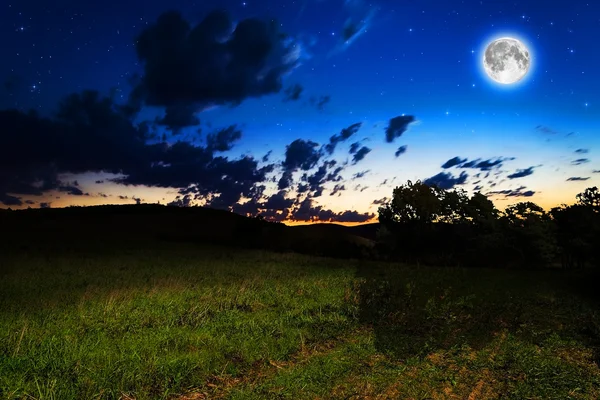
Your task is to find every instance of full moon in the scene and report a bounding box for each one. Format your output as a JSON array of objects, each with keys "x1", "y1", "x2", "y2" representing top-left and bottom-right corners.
[{"x1": 483, "y1": 37, "x2": 531, "y2": 84}]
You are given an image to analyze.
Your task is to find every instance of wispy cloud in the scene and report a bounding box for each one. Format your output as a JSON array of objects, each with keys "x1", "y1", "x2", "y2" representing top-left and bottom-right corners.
[
  {"x1": 572, "y1": 158, "x2": 590, "y2": 165},
  {"x1": 328, "y1": 0, "x2": 379, "y2": 56}
]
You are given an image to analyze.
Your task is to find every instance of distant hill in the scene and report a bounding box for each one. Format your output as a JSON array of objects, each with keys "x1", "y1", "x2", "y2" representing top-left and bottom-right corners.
[
  {"x1": 0, "y1": 204, "x2": 376, "y2": 259},
  {"x1": 291, "y1": 222, "x2": 381, "y2": 241}
]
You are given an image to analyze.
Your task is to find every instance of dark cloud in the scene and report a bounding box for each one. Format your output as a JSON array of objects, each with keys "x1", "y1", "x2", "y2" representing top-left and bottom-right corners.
[
  {"x1": 572, "y1": 158, "x2": 590, "y2": 165},
  {"x1": 459, "y1": 157, "x2": 514, "y2": 171},
  {"x1": 487, "y1": 186, "x2": 535, "y2": 198},
  {"x1": 0, "y1": 193, "x2": 22, "y2": 206},
  {"x1": 394, "y1": 145, "x2": 407, "y2": 158},
  {"x1": 296, "y1": 183, "x2": 309, "y2": 194},
  {"x1": 167, "y1": 194, "x2": 194, "y2": 207},
  {"x1": 262, "y1": 150, "x2": 272, "y2": 163},
  {"x1": 352, "y1": 170, "x2": 370, "y2": 179},
  {"x1": 330, "y1": 184, "x2": 345, "y2": 196},
  {"x1": 575, "y1": 148, "x2": 589, "y2": 154},
  {"x1": 54, "y1": 90, "x2": 152, "y2": 173},
  {"x1": 329, "y1": 0, "x2": 378, "y2": 54},
  {"x1": 155, "y1": 105, "x2": 200, "y2": 132},
  {"x1": 423, "y1": 171, "x2": 468, "y2": 190},
  {"x1": 116, "y1": 143, "x2": 273, "y2": 214},
  {"x1": 0, "y1": 91, "x2": 150, "y2": 204},
  {"x1": 352, "y1": 146, "x2": 371, "y2": 165},
  {"x1": 205, "y1": 125, "x2": 242, "y2": 153},
  {"x1": 290, "y1": 197, "x2": 374, "y2": 223},
  {"x1": 234, "y1": 190, "x2": 295, "y2": 222},
  {"x1": 257, "y1": 209, "x2": 290, "y2": 222},
  {"x1": 324, "y1": 122, "x2": 362, "y2": 155},
  {"x1": 468, "y1": 158, "x2": 509, "y2": 171},
  {"x1": 327, "y1": 166, "x2": 344, "y2": 183},
  {"x1": 283, "y1": 139, "x2": 321, "y2": 171},
  {"x1": 231, "y1": 190, "x2": 293, "y2": 222},
  {"x1": 278, "y1": 139, "x2": 322, "y2": 189},
  {"x1": 309, "y1": 95, "x2": 331, "y2": 111},
  {"x1": 336, "y1": 210, "x2": 375, "y2": 222},
  {"x1": 593, "y1": 170, "x2": 600, "y2": 174},
  {"x1": 372, "y1": 197, "x2": 389, "y2": 205},
  {"x1": 441, "y1": 156, "x2": 467, "y2": 169},
  {"x1": 342, "y1": 20, "x2": 361, "y2": 42},
  {"x1": 507, "y1": 166, "x2": 535, "y2": 179},
  {"x1": 263, "y1": 190, "x2": 295, "y2": 210},
  {"x1": 0, "y1": 90, "x2": 278, "y2": 215},
  {"x1": 95, "y1": 180, "x2": 104, "y2": 184},
  {"x1": 340, "y1": 122, "x2": 362, "y2": 140},
  {"x1": 299, "y1": 160, "x2": 339, "y2": 197},
  {"x1": 567, "y1": 177, "x2": 590, "y2": 181},
  {"x1": 131, "y1": 10, "x2": 300, "y2": 120},
  {"x1": 283, "y1": 84, "x2": 303, "y2": 101},
  {"x1": 59, "y1": 185, "x2": 84, "y2": 196},
  {"x1": 40, "y1": 202, "x2": 51, "y2": 209},
  {"x1": 349, "y1": 142, "x2": 360, "y2": 154},
  {"x1": 385, "y1": 115, "x2": 415, "y2": 143}
]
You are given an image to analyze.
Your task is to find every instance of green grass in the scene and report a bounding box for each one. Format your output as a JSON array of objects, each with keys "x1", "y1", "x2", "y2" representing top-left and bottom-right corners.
[{"x1": 1, "y1": 242, "x2": 600, "y2": 399}]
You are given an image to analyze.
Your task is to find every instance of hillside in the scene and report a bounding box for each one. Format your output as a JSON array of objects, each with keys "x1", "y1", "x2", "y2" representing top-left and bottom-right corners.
[
  {"x1": 0, "y1": 204, "x2": 375, "y2": 258},
  {"x1": 294, "y1": 222, "x2": 381, "y2": 241}
]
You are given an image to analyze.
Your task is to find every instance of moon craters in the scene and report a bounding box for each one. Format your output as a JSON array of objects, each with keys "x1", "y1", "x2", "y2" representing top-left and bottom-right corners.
[{"x1": 483, "y1": 37, "x2": 531, "y2": 84}]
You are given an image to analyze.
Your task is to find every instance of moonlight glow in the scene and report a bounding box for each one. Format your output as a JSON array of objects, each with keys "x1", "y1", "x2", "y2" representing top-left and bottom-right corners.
[{"x1": 483, "y1": 37, "x2": 531, "y2": 85}]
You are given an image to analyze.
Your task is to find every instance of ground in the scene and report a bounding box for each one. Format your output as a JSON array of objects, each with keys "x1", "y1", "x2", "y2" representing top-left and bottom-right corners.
[{"x1": 1, "y1": 241, "x2": 600, "y2": 399}]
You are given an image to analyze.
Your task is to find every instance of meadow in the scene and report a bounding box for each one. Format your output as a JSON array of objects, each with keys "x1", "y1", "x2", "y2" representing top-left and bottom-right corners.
[{"x1": 2, "y1": 236, "x2": 600, "y2": 400}]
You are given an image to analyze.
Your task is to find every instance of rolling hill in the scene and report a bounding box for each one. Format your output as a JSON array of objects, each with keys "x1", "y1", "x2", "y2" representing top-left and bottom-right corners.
[{"x1": 0, "y1": 204, "x2": 377, "y2": 259}]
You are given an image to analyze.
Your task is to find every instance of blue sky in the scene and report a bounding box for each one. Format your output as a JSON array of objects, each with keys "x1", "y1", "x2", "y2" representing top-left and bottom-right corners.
[{"x1": 1, "y1": 0, "x2": 598, "y2": 222}]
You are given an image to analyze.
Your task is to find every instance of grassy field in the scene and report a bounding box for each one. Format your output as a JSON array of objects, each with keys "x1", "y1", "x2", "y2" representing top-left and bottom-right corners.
[{"x1": 2, "y1": 241, "x2": 600, "y2": 399}]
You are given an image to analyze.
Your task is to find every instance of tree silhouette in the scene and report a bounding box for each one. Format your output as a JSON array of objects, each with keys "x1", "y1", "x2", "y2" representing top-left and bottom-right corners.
[
  {"x1": 550, "y1": 187, "x2": 600, "y2": 269},
  {"x1": 500, "y1": 202, "x2": 557, "y2": 268},
  {"x1": 576, "y1": 186, "x2": 600, "y2": 211},
  {"x1": 376, "y1": 182, "x2": 600, "y2": 269},
  {"x1": 378, "y1": 180, "x2": 443, "y2": 225}
]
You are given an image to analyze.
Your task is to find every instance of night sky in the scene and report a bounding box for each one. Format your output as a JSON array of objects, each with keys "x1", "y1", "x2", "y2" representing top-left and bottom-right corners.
[{"x1": 1, "y1": 0, "x2": 599, "y2": 223}]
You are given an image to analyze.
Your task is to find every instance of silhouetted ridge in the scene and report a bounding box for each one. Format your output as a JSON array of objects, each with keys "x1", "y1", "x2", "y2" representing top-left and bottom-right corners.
[{"x1": 0, "y1": 204, "x2": 374, "y2": 259}]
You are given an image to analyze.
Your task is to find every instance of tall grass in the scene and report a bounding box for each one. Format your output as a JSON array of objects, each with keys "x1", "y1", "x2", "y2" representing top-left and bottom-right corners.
[{"x1": 1, "y1": 242, "x2": 600, "y2": 399}]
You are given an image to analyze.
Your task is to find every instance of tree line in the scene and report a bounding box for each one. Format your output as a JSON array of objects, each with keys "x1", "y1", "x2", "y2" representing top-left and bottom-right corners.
[
  {"x1": 1, "y1": 183, "x2": 598, "y2": 269},
  {"x1": 376, "y1": 181, "x2": 600, "y2": 269}
]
